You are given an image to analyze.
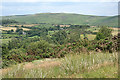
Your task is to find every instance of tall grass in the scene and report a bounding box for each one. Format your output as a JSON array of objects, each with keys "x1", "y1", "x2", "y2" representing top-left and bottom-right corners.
[
  {"x1": 60, "y1": 52, "x2": 118, "y2": 75},
  {"x1": 2, "y1": 52, "x2": 118, "y2": 78},
  {"x1": 2, "y1": 64, "x2": 48, "y2": 78}
]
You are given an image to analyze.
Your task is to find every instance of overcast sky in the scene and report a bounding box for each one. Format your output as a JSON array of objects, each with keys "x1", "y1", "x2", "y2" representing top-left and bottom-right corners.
[{"x1": 1, "y1": 0, "x2": 119, "y2": 16}]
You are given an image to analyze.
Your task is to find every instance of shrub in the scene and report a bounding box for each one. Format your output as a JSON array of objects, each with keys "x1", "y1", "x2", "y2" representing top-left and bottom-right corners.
[
  {"x1": 27, "y1": 40, "x2": 50, "y2": 55},
  {"x1": 2, "y1": 48, "x2": 26, "y2": 68},
  {"x1": 95, "y1": 27, "x2": 112, "y2": 40}
]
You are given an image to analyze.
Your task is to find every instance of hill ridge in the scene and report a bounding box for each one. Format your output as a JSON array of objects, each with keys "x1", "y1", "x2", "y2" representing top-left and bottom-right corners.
[{"x1": 2, "y1": 13, "x2": 118, "y2": 27}]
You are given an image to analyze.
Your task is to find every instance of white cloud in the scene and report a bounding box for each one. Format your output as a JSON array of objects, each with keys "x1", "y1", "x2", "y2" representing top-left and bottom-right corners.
[{"x1": 2, "y1": 0, "x2": 119, "y2": 2}]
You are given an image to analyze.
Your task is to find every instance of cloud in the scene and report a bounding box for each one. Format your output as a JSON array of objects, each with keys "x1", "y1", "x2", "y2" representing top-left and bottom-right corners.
[{"x1": 2, "y1": 0, "x2": 119, "y2": 2}]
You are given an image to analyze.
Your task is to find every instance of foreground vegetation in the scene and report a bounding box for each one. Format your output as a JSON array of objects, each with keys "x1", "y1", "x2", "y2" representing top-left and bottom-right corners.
[{"x1": 2, "y1": 52, "x2": 118, "y2": 78}]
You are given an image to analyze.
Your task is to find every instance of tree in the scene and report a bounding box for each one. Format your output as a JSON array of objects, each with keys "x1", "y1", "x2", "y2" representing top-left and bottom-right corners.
[
  {"x1": 51, "y1": 30, "x2": 67, "y2": 45},
  {"x1": 16, "y1": 27, "x2": 23, "y2": 35},
  {"x1": 95, "y1": 32, "x2": 105, "y2": 40},
  {"x1": 27, "y1": 40, "x2": 53, "y2": 58},
  {"x1": 11, "y1": 29, "x2": 14, "y2": 32},
  {"x1": 7, "y1": 30, "x2": 12, "y2": 34},
  {"x1": 95, "y1": 27, "x2": 112, "y2": 40}
]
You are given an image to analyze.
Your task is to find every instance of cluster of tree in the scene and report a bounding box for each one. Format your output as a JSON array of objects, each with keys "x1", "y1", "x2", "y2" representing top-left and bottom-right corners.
[
  {"x1": 48, "y1": 26, "x2": 60, "y2": 31},
  {"x1": 4, "y1": 24, "x2": 91, "y2": 39},
  {"x1": 69, "y1": 25, "x2": 90, "y2": 29},
  {"x1": 95, "y1": 27, "x2": 112, "y2": 40},
  {"x1": 51, "y1": 30, "x2": 67, "y2": 45},
  {"x1": 25, "y1": 28, "x2": 48, "y2": 37},
  {"x1": 16, "y1": 27, "x2": 24, "y2": 35},
  {"x1": 6, "y1": 29, "x2": 14, "y2": 34}
]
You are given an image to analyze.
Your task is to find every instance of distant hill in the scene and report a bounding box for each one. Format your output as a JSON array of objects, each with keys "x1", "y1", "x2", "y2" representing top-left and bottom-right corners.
[{"x1": 2, "y1": 13, "x2": 118, "y2": 27}]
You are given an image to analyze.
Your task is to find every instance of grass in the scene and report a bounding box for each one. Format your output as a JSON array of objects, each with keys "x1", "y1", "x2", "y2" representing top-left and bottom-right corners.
[
  {"x1": 48, "y1": 31, "x2": 55, "y2": 36},
  {"x1": 9, "y1": 24, "x2": 39, "y2": 27},
  {"x1": 0, "y1": 38, "x2": 11, "y2": 44},
  {"x1": 85, "y1": 27, "x2": 119, "y2": 40},
  {"x1": 80, "y1": 34, "x2": 96, "y2": 40},
  {"x1": 87, "y1": 34, "x2": 96, "y2": 40},
  {"x1": 109, "y1": 27, "x2": 119, "y2": 36},
  {"x1": 60, "y1": 52, "x2": 118, "y2": 77},
  {"x1": 76, "y1": 64, "x2": 118, "y2": 78},
  {"x1": 1, "y1": 34, "x2": 21, "y2": 44},
  {"x1": 28, "y1": 36, "x2": 40, "y2": 38},
  {"x1": 112, "y1": 30, "x2": 118, "y2": 36},
  {"x1": 2, "y1": 52, "x2": 118, "y2": 78},
  {"x1": 87, "y1": 27, "x2": 100, "y2": 32}
]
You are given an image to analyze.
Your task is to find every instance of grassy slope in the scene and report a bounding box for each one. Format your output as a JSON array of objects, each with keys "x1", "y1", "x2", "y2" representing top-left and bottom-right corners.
[
  {"x1": 2, "y1": 13, "x2": 118, "y2": 27},
  {"x1": 2, "y1": 52, "x2": 118, "y2": 78}
]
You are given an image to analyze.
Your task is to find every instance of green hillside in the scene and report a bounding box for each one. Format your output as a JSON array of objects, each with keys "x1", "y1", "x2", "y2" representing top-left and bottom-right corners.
[{"x1": 2, "y1": 13, "x2": 118, "y2": 27}]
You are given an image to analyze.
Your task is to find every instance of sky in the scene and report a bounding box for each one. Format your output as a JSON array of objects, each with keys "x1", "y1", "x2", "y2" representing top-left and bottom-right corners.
[
  {"x1": 1, "y1": 0, "x2": 119, "y2": 16},
  {"x1": 1, "y1": 0, "x2": 119, "y2": 2}
]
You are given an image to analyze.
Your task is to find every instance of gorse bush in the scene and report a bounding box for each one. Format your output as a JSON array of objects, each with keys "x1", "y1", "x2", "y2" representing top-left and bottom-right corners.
[
  {"x1": 90, "y1": 35, "x2": 118, "y2": 53},
  {"x1": 2, "y1": 48, "x2": 26, "y2": 67}
]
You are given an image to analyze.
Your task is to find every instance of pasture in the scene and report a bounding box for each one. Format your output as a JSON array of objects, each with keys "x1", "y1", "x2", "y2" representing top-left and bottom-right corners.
[
  {"x1": 9, "y1": 24, "x2": 39, "y2": 27},
  {"x1": 80, "y1": 27, "x2": 119, "y2": 40},
  {"x1": 110, "y1": 27, "x2": 119, "y2": 36},
  {"x1": 0, "y1": 27, "x2": 30, "y2": 31},
  {"x1": 87, "y1": 27, "x2": 119, "y2": 36},
  {"x1": 0, "y1": 38, "x2": 11, "y2": 44},
  {"x1": 112, "y1": 30, "x2": 118, "y2": 36},
  {"x1": 80, "y1": 34, "x2": 96, "y2": 40},
  {"x1": 87, "y1": 27, "x2": 100, "y2": 32}
]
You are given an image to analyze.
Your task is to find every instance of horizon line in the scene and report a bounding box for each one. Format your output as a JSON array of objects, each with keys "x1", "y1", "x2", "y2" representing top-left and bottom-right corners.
[{"x1": 1, "y1": 12, "x2": 118, "y2": 17}]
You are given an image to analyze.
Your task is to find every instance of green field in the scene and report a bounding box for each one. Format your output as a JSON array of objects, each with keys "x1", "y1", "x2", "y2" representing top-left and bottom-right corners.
[
  {"x1": 2, "y1": 13, "x2": 118, "y2": 27},
  {"x1": 86, "y1": 27, "x2": 100, "y2": 32},
  {"x1": 48, "y1": 30, "x2": 59, "y2": 37},
  {"x1": 1, "y1": 38, "x2": 11, "y2": 44},
  {"x1": 80, "y1": 34, "x2": 96, "y2": 40}
]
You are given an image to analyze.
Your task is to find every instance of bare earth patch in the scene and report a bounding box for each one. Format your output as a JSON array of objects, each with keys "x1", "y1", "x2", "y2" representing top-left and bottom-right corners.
[{"x1": 24, "y1": 60, "x2": 61, "y2": 69}]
